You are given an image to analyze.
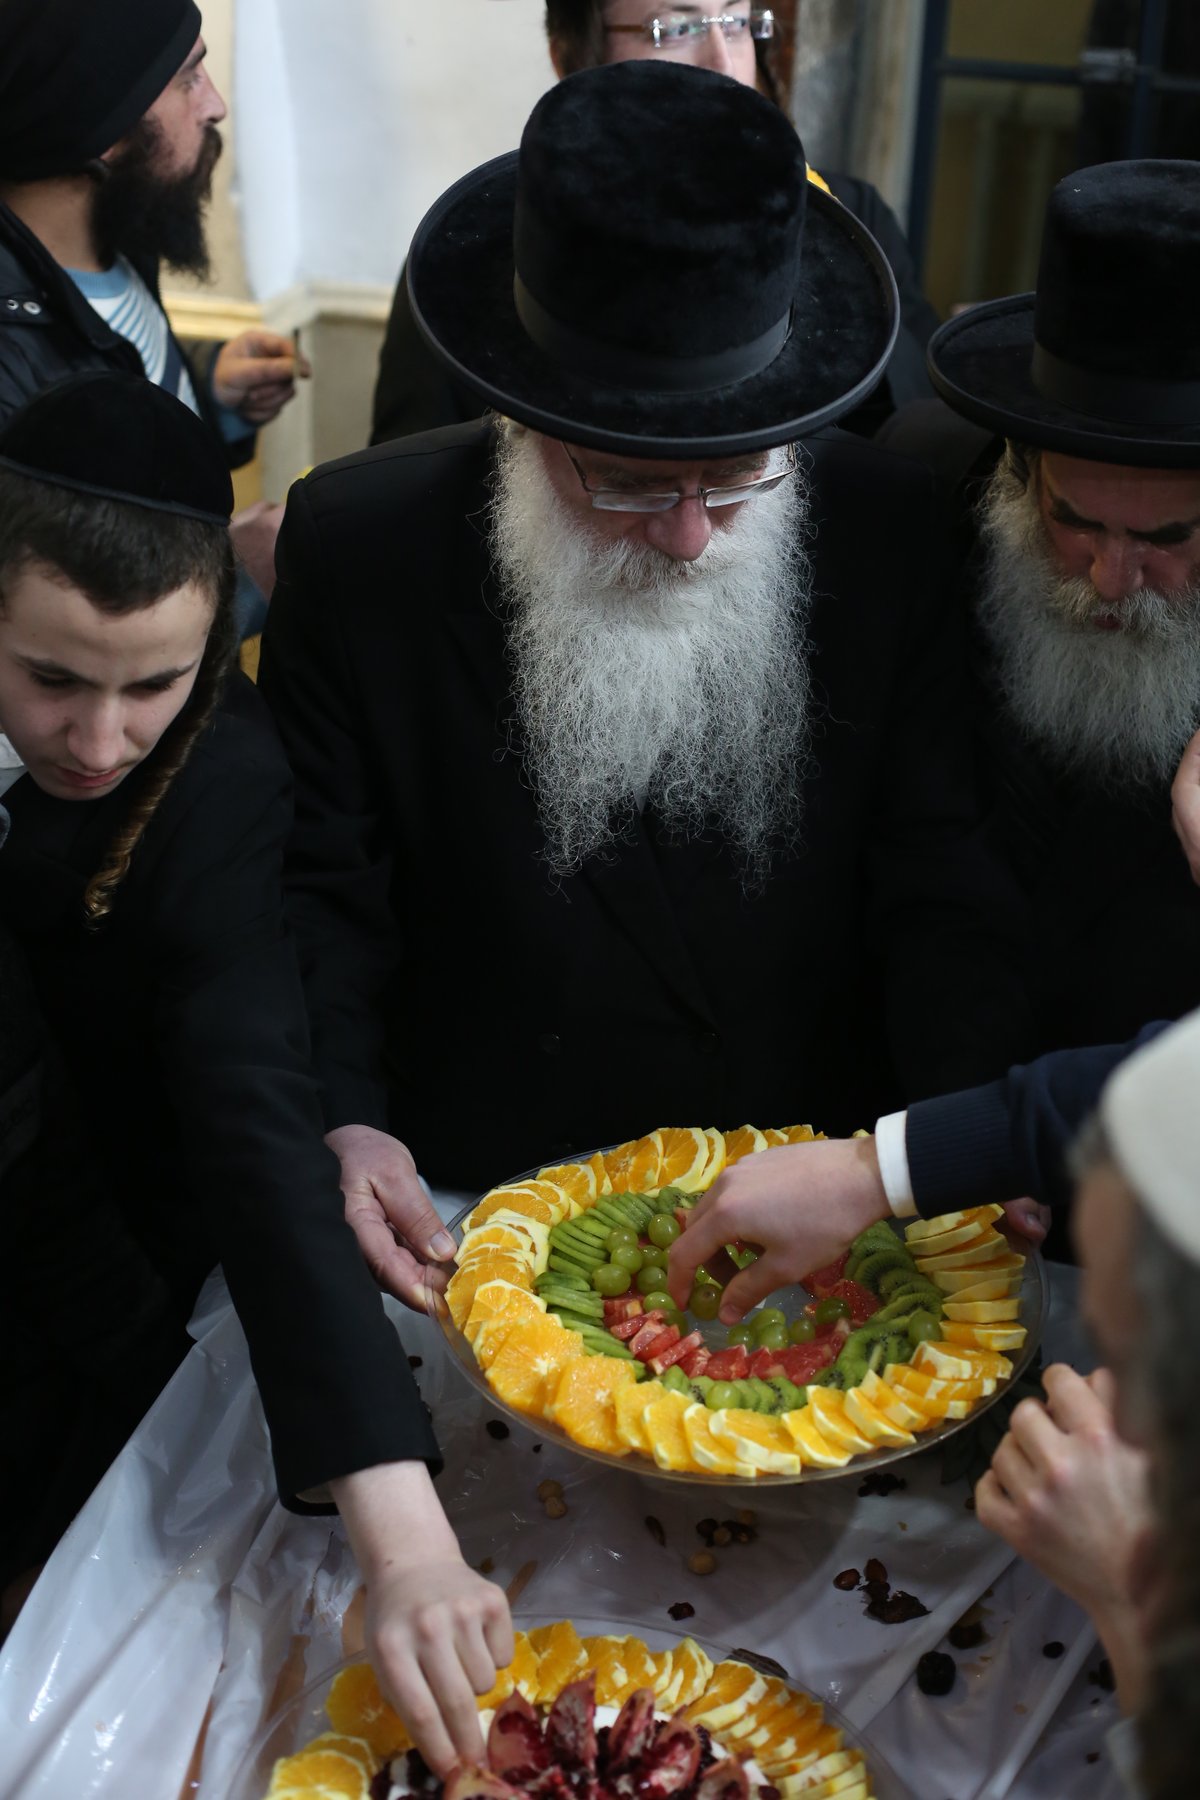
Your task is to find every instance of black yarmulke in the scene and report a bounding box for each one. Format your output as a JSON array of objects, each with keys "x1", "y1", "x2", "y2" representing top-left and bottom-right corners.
[
  {"x1": 0, "y1": 0, "x2": 201, "y2": 181},
  {"x1": 0, "y1": 374, "x2": 233, "y2": 524}
]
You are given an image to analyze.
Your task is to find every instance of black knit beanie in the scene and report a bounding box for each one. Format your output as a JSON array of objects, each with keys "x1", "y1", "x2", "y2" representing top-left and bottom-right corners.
[
  {"x1": 0, "y1": 0, "x2": 202, "y2": 181},
  {"x1": 0, "y1": 373, "x2": 233, "y2": 523}
]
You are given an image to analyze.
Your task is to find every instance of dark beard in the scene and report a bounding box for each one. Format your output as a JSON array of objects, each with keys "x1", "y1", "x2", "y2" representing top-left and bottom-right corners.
[{"x1": 93, "y1": 116, "x2": 222, "y2": 278}]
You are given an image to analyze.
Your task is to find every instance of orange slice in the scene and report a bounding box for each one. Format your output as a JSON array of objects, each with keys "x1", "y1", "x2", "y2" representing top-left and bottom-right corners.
[
  {"x1": 858, "y1": 1370, "x2": 933, "y2": 1433},
  {"x1": 467, "y1": 1182, "x2": 571, "y2": 1228},
  {"x1": 463, "y1": 1279, "x2": 546, "y2": 1345},
  {"x1": 683, "y1": 1659, "x2": 769, "y2": 1729},
  {"x1": 614, "y1": 1378, "x2": 665, "y2": 1452},
  {"x1": 603, "y1": 1135, "x2": 662, "y2": 1192},
  {"x1": 446, "y1": 1255, "x2": 532, "y2": 1329},
  {"x1": 782, "y1": 1124, "x2": 818, "y2": 1144},
  {"x1": 747, "y1": 1693, "x2": 824, "y2": 1760},
  {"x1": 886, "y1": 1363, "x2": 994, "y2": 1402},
  {"x1": 472, "y1": 1656, "x2": 517, "y2": 1710},
  {"x1": 651, "y1": 1637, "x2": 714, "y2": 1710},
  {"x1": 760, "y1": 1719, "x2": 843, "y2": 1778},
  {"x1": 458, "y1": 1223, "x2": 542, "y2": 1262},
  {"x1": 942, "y1": 1321, "x2": 1028, "y2": 1352},
  {"x1": 682, "y1": 1402, "x2": 757, "y2": 1476},
  {"x1": 325, "y1": 1664, "x2": 410, "y2": 1759},
  {"x1": 915, "y1": 1230, "x2": 1010, "y2": 1272},
  {"x1": 762, "y1": 1127, "x2": 790, "y2": 1147},
  {"x1": 527, "y1": 1620, "x2": 589, "y2": 1701},
  {"x1": 842, "y1": 1387, "x2": 915, "y2": 1447},
  {"x1": 943, "y1": 1295, "x2": 1021, "y2": 1322},
  {"x1": 803, "y1": 1386, "x2": 876, "y2": 1454},
  {"x1": 773, "y1": 1746, "x2": 859, "y2": 1792},
  {"x1": 652, "y1": 1125, "x2": 711, "y2": 1192},
  {"x1": 782, "y1": 1405, "x2": 852, "y2": 1468},
  {"x1": 904, "y1": 1216, "x2": 991, "y2": 1255},
  {"x1": 709, "y1": 1409, "x2": 800, "y2": 1474},
  {"x1": 721, "y1": 1675, "x2": 793, "y2": 1742},
  {"x1": 723, "y1": 1125, "x2": 768, "y2": 1164},
  {"x1": 508, "y1": 1631, "x2": 542, "y2": 1701},
  {"x1": 912, "y1": 1340, "x2": 1013, "y2": 1382},
  {"x1": 582, "y1": 1634, "x2": 660, "y2": 1705},
  {"x1": 698, "y1": 1126, "x2": 728, "y2": 1188},
  {"x1": 305, "y1": 1737, "x2": 376, "y2": 1781},
  {"x1": 536, "y1": 1161, "x2": 597, "y2": 1206},
  {"x1": 547, "y1": 1355, "x2": 639, "y2": 1453},
  {"x1": 905, "y1": 1204, "x2": 1004, "y2": 1242},
  {"x1": 927, "y1": 1255, "x2": 1025, "y2": 1294},
  {"x1": 267, "y1": 1747, "x2": 370, "y2": 1797},
  {"x1": 485, "y1": 1317, "x2": 584, "y2": 1413},
  {"x1": 644, "y1": 1390, "x2": 699, "y2": 1471}
]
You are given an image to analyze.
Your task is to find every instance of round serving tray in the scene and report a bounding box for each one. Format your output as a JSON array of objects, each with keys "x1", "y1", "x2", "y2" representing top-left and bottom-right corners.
[
  {"x1": 428, "y1": 1154, "x2": 1048, "y2": 1487},
  {"x1": 226, "y1": 1613, "x2": 912, "y2": 1800}
]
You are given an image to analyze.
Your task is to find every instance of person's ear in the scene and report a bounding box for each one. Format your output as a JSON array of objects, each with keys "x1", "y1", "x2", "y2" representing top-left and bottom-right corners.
[{"x1": 548, "y1": 36, "x2": 570, "y2": 79}]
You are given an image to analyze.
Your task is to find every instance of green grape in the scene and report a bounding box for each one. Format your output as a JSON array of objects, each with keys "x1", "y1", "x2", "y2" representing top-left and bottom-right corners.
[
  {"x1": 639, "y1": 1245, "x2": 669, "y2": 1269},
  {"x1": 750, "y1": 1307, "x2": 788, "y2": 1342},
  {"x1": 757, "y1": 1323, "x2": 789, "y2": 1351},
  {"x1": 636, "y1": 1264, "x2": 666, "y2": 1295},
  {"x1": 726, "y1": 1322, "x2": 755, "y2": 1348},
  {"x1": 907, "y1": 1310, "x2": 940, "y2": 1345},
  {"x1": 662, "y1": 1306, "x2": 687, "y2": 1335},
  {"x1": 592, "y1": 1263, "x2": 632, "y2": 1296},
  {"x1": 689, "y1": 1284, "x2": 721, "y2": 1321},
  {"x1": 605, "y1": 1227, "x2": 638, "y2": 1252},
  {"x1": 814, "y1": 1297, "x2": 851, "y2": 1326},
  {"x1": 647, "y1": 1213, "x2": 681, "y2": 1249},
  {"x1": 611, "y1": 1243, "x2": 645, "y2": 1274},
  {"x1": 707, "y1": 1381, "x2": 740, "y2": 1410},
  {"x1": 788, "y1": 1316, "x2": 816, "y2": 1345},
  {"x1": 641, "y1": 1290, "x2": 675, "y2": 1314}
]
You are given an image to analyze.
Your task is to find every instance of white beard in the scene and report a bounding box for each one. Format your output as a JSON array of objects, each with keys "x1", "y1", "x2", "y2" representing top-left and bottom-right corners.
[
  {"x1": 490, "y1": 428, "x2": 813, "y2": 882},
  {"x1": 977, "y1": 456, "x2": 1200, "y2": 791}
]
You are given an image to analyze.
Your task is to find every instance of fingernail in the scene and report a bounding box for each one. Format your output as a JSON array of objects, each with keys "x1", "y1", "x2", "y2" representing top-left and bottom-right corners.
[{"x1": 432, "y1": 1231, "x2": 457, "y2": 1259}]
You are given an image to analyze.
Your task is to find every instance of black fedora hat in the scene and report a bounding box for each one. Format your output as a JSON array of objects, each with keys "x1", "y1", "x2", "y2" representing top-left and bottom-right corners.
[
  {"x1": 406, "y1": 61, "x2": 899, "y2": 458},
  {"x1": 928, "y1": 159, "x2": 1200, "y2": 469}
]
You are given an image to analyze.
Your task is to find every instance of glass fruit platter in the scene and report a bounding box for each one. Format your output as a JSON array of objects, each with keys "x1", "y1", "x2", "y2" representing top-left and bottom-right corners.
[
  {"x1": 426, "y1": 1126, "x2": 1048, "y2": 1487},
  {"x1": 227, "y1": 1613, "x2": 912, "y2": 1800}
]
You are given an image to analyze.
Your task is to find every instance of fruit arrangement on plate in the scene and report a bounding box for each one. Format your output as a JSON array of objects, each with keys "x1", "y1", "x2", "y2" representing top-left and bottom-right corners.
[
  {"x1": 258, "y1": 1622, "x2": 884, "y2": 1800},
  {"x1": 436, "y1": 1125, "x2": 1037, "y2": 1481}
]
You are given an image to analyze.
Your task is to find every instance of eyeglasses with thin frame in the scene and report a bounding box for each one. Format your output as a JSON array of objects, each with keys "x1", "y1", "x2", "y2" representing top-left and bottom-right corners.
[
  {"x1": 607, "y1": 9, "x2": 775, "y2": 49},
  {"x1": 561, "y1": 441, "x2": 796, "y2": 513}
]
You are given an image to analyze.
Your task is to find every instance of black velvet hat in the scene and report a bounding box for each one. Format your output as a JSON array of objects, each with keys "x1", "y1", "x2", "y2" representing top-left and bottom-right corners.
[
  {"x1": 0, "y1": 0, "x2": 201, "y2": 181},
  {"x1": 406, "y1": 62, "x2": 899, "y2": 457},
  {"x1": 928, "y1": 160, "x2": 1200, "y2": 468},
  {"x1": 0, "y1": 374, "x2": 234, "y2": 524}
]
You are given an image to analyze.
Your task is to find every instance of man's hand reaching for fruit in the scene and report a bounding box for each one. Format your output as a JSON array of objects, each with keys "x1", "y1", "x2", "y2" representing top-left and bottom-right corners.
[{"x1": 666, "y1": 1138, "x2": 891, "y2": 1324}]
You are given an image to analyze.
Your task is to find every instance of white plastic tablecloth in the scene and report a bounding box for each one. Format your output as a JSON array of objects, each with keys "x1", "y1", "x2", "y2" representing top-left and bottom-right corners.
[{"x1": 0, "y1": 1197, "x2": 1125, "y2": 1800}]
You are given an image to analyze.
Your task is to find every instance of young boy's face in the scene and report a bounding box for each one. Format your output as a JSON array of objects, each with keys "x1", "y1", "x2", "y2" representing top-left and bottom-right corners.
[{"x1": 0, "y1": 563, "x2": 212, "y2": 801}]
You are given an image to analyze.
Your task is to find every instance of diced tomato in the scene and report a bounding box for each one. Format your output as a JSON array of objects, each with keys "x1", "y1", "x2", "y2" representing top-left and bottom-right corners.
[
  {"x1": 679, "y1": 1345, "x2": 710, "y2": 1379},
  {"x1": 649, "y1": 1329, "x2": 705, "y2": 1374},
  {"x1": 749, "y1": 1347, "x2": 787, "y2": 1380},
  {"x1": 603, "y1": 1296, "x2": 644, "y2": 1325},
  {"x1": 704, "y1": 1344, "x2": 751, "y2": 1382},
  {"x1": 638, "y1": 1325, "x2": 682, "y2": 1363},
  {"x1": 611, "y1": 1310, "x2": 661, "y2": 1342},
  {"x1": 780, "y1": 1340, "x2": 838, "y2": 1385},
  {"x1": 627, "y1": 1317, "x2": 669, "y2": 1357},
  {"x1": 826, "y1": 1279, "x2": 879, "y2": 1324},
  {"x1": 800, "y1": 1251, "x2": 850, "y2": 1297}
]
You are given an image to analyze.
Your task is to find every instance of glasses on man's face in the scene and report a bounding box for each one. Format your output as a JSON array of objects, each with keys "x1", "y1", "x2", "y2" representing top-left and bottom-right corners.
[
  {"x1": 608, "y1": 9, "x2": 775, "y2": 49},
  {"x1": 561, "y1": 442, "x2": 796, "y2": 513}
]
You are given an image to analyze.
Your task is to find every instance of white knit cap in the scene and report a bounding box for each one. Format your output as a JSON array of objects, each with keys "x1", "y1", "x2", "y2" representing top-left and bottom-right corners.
[{"x1": 1102, "y1": 1010, "x2": 1200, "y2": 1265}]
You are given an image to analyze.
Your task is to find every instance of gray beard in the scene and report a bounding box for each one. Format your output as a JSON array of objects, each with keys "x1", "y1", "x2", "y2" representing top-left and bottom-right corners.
[
  {"x1": 977, "y1": 457, "x2": 1200, "y2": 792},
  {"x1": 490, "y1": 429, "x2": 814, "y2": 882}
]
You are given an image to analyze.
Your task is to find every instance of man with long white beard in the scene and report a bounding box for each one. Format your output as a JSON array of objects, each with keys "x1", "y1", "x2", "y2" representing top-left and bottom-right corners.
[
  {"x1": 260, "y1": 62, "x2": 1032, "y2": 1295},
  {"x1": 882, "y1": 158, "x2": 1200, "y2": 1063}
]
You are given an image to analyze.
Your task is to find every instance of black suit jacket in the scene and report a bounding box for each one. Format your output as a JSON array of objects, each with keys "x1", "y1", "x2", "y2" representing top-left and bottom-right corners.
[
  {"x1": 879, "y1": 398, "x2": 1200, "y2": 1054},
  {"x1": 0, "y1": 676, "x2": 436, "y2": 1508},
  {"x1": 259, "y1": 421, "x2": 1032, "y2": 1193},
  {"x1": 368, "y1": 172, "x2": 939, "y2": 448}
]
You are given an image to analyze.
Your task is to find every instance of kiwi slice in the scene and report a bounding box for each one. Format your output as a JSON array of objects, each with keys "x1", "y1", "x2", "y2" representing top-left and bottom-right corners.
[{"x1": 855, "y1": 1247, "x2": 917, "y2": 1290}]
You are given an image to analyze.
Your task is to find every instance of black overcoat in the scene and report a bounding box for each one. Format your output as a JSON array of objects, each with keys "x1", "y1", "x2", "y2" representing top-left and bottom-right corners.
[
  {"x1": 879, "y1": 398, "x2": 1200, "y2": 1054},
  {"x1": 259, "y1": 421, "x2": 1033, "y2": 1193},
  {"x1": 0, "y1": 675, "x2": 437, "y2": 1507}
]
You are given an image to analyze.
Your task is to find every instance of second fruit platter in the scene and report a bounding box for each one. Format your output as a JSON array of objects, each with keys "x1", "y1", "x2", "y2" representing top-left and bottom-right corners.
[{"x1": 436, "y1": 1124, "x2": 1042, "y2": 1482}]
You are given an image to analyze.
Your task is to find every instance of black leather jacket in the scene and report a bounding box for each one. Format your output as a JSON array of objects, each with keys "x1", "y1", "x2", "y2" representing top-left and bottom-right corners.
[{"x1": 0, "y1": 201, "x2": 254, "y2": 466}]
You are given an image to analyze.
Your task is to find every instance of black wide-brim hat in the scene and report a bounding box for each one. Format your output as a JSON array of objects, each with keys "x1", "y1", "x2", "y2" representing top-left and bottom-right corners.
[
  {"x1": 407, "y1": 62, "x2": 899, "y2": 458},
  {"x1": 928, "y1": 159, "x2": 1200, "y2": 469}
]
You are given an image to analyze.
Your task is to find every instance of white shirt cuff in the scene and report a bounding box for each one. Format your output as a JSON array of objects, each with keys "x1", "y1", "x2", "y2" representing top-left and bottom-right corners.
[{"x1": 874, "y1": 1110, "x2": 917, "y2": 1217}]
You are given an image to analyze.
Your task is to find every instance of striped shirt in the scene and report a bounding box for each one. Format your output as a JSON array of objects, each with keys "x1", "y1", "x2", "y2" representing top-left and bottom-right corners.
[{"x1": 68, "y1": 258, "x2": 199, "y2": 414}]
